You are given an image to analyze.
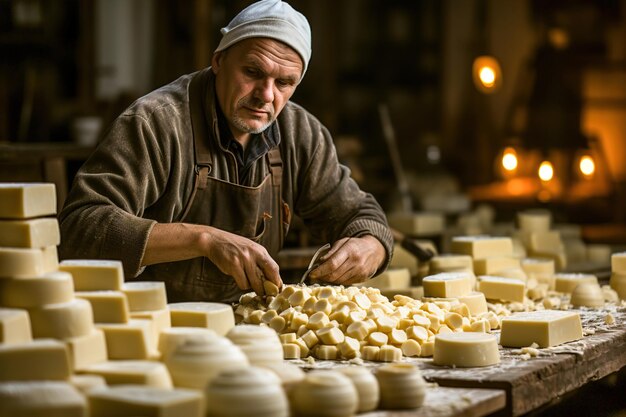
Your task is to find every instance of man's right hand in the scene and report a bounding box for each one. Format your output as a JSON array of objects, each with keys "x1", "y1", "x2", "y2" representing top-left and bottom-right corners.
[{"x1": 142, "y1": 223, "x2": 282, "y2": 296}]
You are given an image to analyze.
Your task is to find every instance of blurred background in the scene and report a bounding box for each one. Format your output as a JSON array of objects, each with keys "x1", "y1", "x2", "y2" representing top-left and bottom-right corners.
[{"x1": 0, "y1": 0, "x2": 625, "y2": 246}]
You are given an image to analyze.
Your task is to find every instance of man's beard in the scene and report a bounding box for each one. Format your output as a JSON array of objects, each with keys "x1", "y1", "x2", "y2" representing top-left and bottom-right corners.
[{"x1": 232, "y1": 98, "x2": 275, "y2": 134}]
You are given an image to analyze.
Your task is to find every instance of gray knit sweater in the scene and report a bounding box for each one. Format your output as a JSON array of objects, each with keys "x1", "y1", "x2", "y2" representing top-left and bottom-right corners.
[{"x1": 59, "y1": 68, "x2": 393, "y2": 279}]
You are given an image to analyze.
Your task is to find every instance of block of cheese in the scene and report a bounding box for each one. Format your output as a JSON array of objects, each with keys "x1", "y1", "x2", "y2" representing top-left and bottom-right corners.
[
  {"x1": 75, "y1": 291, "x2": 130, "y2": 323},
  {"x1": 530, "y1": 250, "x2": 567, "y2": 271},
  {"x1": 422, "y1": 272, "x2": 473, "y2": 298},
  {"x1": 521, "y1": 258, "x2": 555, "y2": 276},
  {"x1": 457, "y1": 292, "x2": 488, "y2": 315},
  {"x1": 0, "y1": 183, "x2": 56, "y2": 219},
  {"x1": 0, "y1": 245, "x2": 58, "y2": 278},
  {"x1": 169, "y1": 302, "x2": 235, "y2": 336},
  {"x1": 88, "y1": 385, "x2": 204, "y2": 417},
  {"x1": 554, "y1": 273, "x2": 598, "y2": 294},
  {"x1": 610, "y1": 272, "x2": 626, "y2": 300},
  {"x1": 433, "y1": 332, "x2": 499, "y2": 367},
  {"x1": 517, "y1": 210, "x2": 551, "y2": 232},
  {"x1": 157, "y1": 327, "x2": 218, "y2": 359},
  {"x1": 500, "y1": 310, "x2": 583, "y2": 348},
  {"x1": 586, "y1": 244, "x2": 611, "y2": 264},
  {"x1": 563, "y1": 238, "x2": 587, "y2": 265},
  {"x1": 0, "y1": 381, "x2": 87, "y2": 417},
  {"x1": 0, "y1": 217, "x2": 60, "y2": 248},
  {"x1": 29, "y1": 298, "x2": 94, "y2": 339},
  {"x1": 429, "y1": 254, "x2": 473, "y2": 274},
  {"x1": 0, "y1": 271, "x2": 74, "y2": 308},
  {"x1": 70, "y1": 374, "x2": 107, "y2": 394},
  {"x1": 527, "y1": 231, "x2": 563, "y2": 254},
  {"x1": 387, "y1": 211, "x2": 445, "y2": 236},
  {"x1": 612, "y1": 252, "x2": 626, "y2": 273},
  {"x1": 0, "y1": 339, "x2": 71, "y2": 381},
  {"x1": 473, "y1": 257, "x2": 520, "y2": 275},
  {"x1": 66, "y1": 329, "x2": 108, "y2": 371},
  {"x1": 131, "y1": 308, "x2": 171, "y2": 349},
  {"x1": 451, "y1": 236, "x2": 513, "y2": 259},
  {"x1": 356, "y1": 267, "x2": 411, "y2": 290},
  {"x1": 97, "y1": 319, "x2": 154, "y2": 359},
  {"x1": 478, "y1": 276, "x2": 526, "y2": 303},
  {"x1": 495, "y1": 268, "x2": 528, "y2": 282},
  {"x1": 122, "y1": 281, "x2": 167, "y2": 312},
  {"x1": 0, "y1": 308, "x2": 32, "y2": 344},
  {"x1": 83, "y1": 360, "x2": 173, "y2": 389},
  {"x1": 389, "y1": 244, "x2": 419, "y2": 276},
  {"x1": 59, "y1": 259, "x2": 124, "y2": 291}
]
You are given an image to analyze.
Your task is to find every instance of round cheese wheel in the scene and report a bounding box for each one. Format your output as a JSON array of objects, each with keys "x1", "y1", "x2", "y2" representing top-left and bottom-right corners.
[
  {"x1": 0, "y1": 271, "x2": 74, "y2": 308},
  {"x1": 433, "y1": 332, "x2": 499, "y2": 367},
  {"x1": 290, "y1": 371, "x2": 358, "y2": 417}
]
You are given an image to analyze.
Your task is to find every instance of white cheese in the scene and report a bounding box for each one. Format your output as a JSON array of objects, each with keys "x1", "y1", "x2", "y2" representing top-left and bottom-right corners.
[
  {"x1": 500, "y1": 310, "x2": 583, "y2": 348},
  {"x1": 169, "y1": 302, "x2": 235, "y2": 336},
  {"x1": 0, "y1": 308, "x2": 32, "y2": 344},
  {"x1": 0, "y1": 217, "x2": 60, "y2": 248},
  {"x1": 59, "y1": 259, "x2": 124, "y2": 291},
  {"x1": 0, "y1": 271, "x2": 74, "y2": 308},
  {"x1": 0, "y1": 183, "x2": 56, "y2": 219},
  {"x1": 433, "y1": 332, "x2": 500, "y2": 367}
]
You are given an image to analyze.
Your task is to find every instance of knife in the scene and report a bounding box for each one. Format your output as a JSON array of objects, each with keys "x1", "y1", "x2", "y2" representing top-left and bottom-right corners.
[{"x1": 299, "y1": 243, "x2": 331, "y2": 284}]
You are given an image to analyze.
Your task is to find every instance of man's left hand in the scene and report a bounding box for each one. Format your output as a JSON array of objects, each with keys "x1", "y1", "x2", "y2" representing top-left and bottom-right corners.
[{"x1": 308, "y1": 235, "x2": 386, "y2": 285}]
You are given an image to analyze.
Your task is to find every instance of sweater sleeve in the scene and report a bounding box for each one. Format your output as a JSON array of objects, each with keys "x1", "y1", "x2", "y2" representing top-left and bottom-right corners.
[{"x1": 58, "y1": 111, "x2": 175, "y2": 279}]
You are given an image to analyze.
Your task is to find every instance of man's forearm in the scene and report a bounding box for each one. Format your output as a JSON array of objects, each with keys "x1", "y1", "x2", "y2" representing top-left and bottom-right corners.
[{"x1": 141, "y1": 222, "x2": 210, "y2": 266}]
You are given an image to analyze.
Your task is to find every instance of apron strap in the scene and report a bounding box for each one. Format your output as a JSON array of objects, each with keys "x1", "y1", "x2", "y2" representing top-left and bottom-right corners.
[
  {"x1": 267, "y1": 146, "x2": 284, "y2": 249},
  {"x1": 180, "y1": 71, "x2": 212, "y2": 220}
]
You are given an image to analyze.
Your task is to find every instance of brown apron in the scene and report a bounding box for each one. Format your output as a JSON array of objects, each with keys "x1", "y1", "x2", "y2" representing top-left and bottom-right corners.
[{"x1": 139, "y1": 70, "x2": 288, "y2": 303}]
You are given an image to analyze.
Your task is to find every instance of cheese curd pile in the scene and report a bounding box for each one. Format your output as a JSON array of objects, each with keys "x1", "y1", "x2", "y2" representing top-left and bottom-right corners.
[{"x1": 235, "y1": 282, "x2": 499, "y2": 362}]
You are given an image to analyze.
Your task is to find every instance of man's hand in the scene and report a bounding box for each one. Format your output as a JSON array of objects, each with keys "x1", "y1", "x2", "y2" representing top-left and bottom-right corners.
[
  {"x1": 200, "y1": 227, "x2": 282, "y2": 296},
  {"x1": 142, "y1": 223, "x2": 282, "y2": 296},
  {"x1": 308, "y1": 235, "x2": 386, "y2": 285}
]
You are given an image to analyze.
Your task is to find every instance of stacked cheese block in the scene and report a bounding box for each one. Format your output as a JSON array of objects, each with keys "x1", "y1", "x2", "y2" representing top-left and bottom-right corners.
[
  {"x1": 0, "y1": 183, "x2": 204, "y2": 416},
  {"x1": 610, "y1": 252, "x2": 626, "y2": 300}
]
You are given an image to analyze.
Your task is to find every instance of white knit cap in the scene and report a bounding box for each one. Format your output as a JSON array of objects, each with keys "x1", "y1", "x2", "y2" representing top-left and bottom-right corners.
[{"x1": 215, "y1": 0, "x2": 312, "y2": 77}]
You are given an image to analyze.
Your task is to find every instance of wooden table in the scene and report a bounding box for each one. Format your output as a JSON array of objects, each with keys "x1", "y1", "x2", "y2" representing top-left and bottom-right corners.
[
  {"x1": 362, "y1": 386, "x2": 505, "y2": 417},
  {"x1": 295, "y1": 307, "x2": 626, "y2": 417}
]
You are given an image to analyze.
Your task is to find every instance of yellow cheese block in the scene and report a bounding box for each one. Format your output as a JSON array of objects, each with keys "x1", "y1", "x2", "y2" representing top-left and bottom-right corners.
[
  {"x1": 389, "y1": 244, "x2": 419, "y2": 276},
  {"x1": 0, "y1": 381, "x2": 87, "y2": 417},
  {"x1": 428, "y1": 254, "x2": 473, "y2": 274},
  {"x1": 517, "y1": 210, "x2": 551, "y2": 233},
  {"x1": 0, "y1": 271, "x2": 74, "y2": 308},
  {"x1": 82, "y1": 360, "x2": 173, "y2": 389},
  {"x1": 0, "y1": 217, "x2": 60, "y2": 248},
  {"x1": 97, "y1": 319, "x2": 154, "y2": 360},
  {"x1": 75, "y1": 291, "x2": 130, "y2": 324},
  {"x1": 433, "y1": 332, "x2": 499, "y2": 367},
  {"x1": 494, "y1": 267, "x2": 528, "y2": 282},
  {"x1": 457, "y1": 292, "x2": 488, "y2": 315},
  {"x1": 529, "y1": 249, "x2": 567, "y2": 272},
  {"x1": 88, "y1": 385, "x2": 204, "y2": 417},
  {"x1": 500, "y1": 310, "x2": 583, "y2": 348},
  {"x1": 422, "y1": 272, "x2": 473, "y2": 298},
  {"x1": 473, "y1": 257, "x2": 520, "y2": 276},
  {"x1": 0, "y1": 245, "x2": 58, "y2": 278},
  {"x1": 0, "y1": 183, "x2": 56, "y2": 219},
  {"x1": 387, "y1": 211, "x2": 445, "y2": 236},
  {"x1": 131, "y1": 308, "x2": 171, "y2": 350},
  {"x1": 169, "y1": 302, "x2": 235, "y2": 336},
  {"x1": 478, "y1": 276, "x2": 526, "y2": 303},
  {"x1": 450, "y1": 236, "x2": 513, "y2": 259},
  {"x1": 586, "y1": 244, "x2": 611, "y2": 264},
  {"x1": 521, "y1": 258, "x2": 555, "y2": 276},
  {"x1": 66, "y1": 329, "x2": 108, "y2": 371},
  {"x1": 527, "y1": 231, "x2": 563, "y2": 254},
  {"x1": 70, "y1": 374, "x2": 107, "y2": 394},
  {"x1": 554, "y1": 273, "x2": 598, "y2": 294},
  {"x1": 157, "y1": 327, "x2": 217, "y2": 359},
  {"x1": 610, "y1": 272, "x2": 626, "y2": 300},
  {"x1": 29, "y1": 298, "x2": 94, "y2": 339},
  {"x1": 612, "y1": 252, "x2": 626, "y2": 273},
  {"x1": 0, "y1": 308, "x2": 32, "y2": 344},
  {"x1": 356, "y1": 267, "x2": 411, "y2": 290},
  {"x1": 122, "y1": 281, "x2": 168, "y2": 312},
  {"x1": 59, "y1": 259, "x2": 124, "y2": 291},
  {"x1": 0, "y1": 339, "x2": 71, "y2": 381}
]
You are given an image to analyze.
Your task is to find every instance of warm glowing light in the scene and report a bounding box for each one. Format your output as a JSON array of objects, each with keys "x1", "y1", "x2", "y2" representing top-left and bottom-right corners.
[
  {"x1": 472, "y1": 56, "x2": 502, "y2": 94},
  {"x1": 501, "y1": 148, "x2": 518, "y2": 171},
  {"x1": 579, "y1": 155, "x2": 595, "y2": 177},
  {"x1": 538, "y1": 161, "x2": 554, "y2": 182},
  {"x1": 479, "y1": 67, "x2": 496, "y2": 88}
]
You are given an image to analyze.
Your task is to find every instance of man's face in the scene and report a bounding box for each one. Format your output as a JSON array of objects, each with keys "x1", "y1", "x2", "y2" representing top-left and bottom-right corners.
[{"x1": 212, "y1": 38, "x2": 303, "y2": 143}]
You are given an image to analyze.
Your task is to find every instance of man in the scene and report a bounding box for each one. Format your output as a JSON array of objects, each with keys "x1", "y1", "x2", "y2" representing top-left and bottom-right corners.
[{"x1": 59, "y1": 0, "x2": 393, "y2": 303}]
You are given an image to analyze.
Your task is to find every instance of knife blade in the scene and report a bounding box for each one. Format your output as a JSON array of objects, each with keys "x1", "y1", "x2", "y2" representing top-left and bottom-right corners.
[{"x1": 299, "y1": 243, "x2": 331, "y2": 284}]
